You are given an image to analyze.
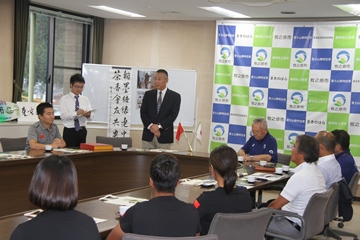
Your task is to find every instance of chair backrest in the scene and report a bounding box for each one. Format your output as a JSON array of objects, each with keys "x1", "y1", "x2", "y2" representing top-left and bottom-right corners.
[
  {"x1": 0, "y1": 137, "x2": 27, "y2": 151},
  {"x1": 277, "y1": 153, "x2": 291, "y2": 165},
  {"x1": 325, "y1": 182, "x2": 340, "y2": 225},
  {"x1": 208, "y1": 208, "x2": 273, "y2": 240},
  {"x1": 303, "y1": 188, "x2": 333, "y2": 239},
  {"x1": 122, "y1": 234, "x2": 218, "y2": 240},
  {"x1": 348, "y1": 172, "x2": 360, "y2": 196},
  {"x1": 96, "y1": 136, "x2": 132, "y2": 147}
]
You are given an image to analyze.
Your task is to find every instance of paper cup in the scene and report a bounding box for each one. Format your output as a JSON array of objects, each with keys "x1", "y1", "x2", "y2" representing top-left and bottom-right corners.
[
  {"x1": 45, "y1": 145, "x2": 52, "y2": 152},
  {"x1": 259, "y1": 160, "x2": 267, "y2": 166},
  {"x1": 247, "y1": 175, "x2": 255, "y2": 183},
  {"x1": 275, "y1": 167, "x2": 283, "y2": 175},
  {"x1": 282, "y1": 165, "x2": 290, "y2": 173},
  {"x1": 238, "y1": 156, "x2": 244, "y2": 162}
]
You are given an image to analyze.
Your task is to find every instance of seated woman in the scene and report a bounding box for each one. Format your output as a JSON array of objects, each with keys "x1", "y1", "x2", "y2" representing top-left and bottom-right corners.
[
  {"x1": 193, "y1": 145, "x2": 252, "y2": 235},
  {"x1": 10, "y1": 155, "x2": 100, "y2": 240}
]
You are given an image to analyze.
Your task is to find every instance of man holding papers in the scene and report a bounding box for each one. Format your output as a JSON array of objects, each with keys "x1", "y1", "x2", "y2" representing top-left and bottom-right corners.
[
  {"x1": 140, "y1": 69, "x2": 181, "y2": 149},
  {"x1": 106, "y1": 153, "x2": 200, "y2": 240},
  {"x1": 60, "y1": 74, "x2": 94, "y2": 147}
]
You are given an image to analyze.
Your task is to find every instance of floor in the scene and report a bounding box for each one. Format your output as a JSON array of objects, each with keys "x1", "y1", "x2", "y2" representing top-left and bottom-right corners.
[{"x1": 262, "y1": 190, "x2": 360, "y2": 240}]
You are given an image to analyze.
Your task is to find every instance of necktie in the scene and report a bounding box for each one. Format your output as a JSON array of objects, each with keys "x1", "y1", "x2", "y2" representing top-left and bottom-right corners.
[
  {"x1": 157, "y1": 91, "x2": 162, "y2": 114},
  {"x1": 74, "y1": 96, "x2": 80, "y2": 131}
]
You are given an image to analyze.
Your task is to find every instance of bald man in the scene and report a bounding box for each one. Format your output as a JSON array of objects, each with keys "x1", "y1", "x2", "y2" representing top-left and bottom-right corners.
[{"x1": 314, "y1": 131, "x2": 342, "y2": 189}]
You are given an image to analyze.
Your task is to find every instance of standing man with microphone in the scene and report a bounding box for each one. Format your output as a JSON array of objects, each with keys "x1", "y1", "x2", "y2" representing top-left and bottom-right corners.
[
  {"x1": 140, "y1": 69, "x2": 181, "y2": 149},
  {"x1": 60, "y1": 74, "x2": 94, "y2": 147}
]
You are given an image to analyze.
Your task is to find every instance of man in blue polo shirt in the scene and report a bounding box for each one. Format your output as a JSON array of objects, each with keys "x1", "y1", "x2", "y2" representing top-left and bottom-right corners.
[{"x1": 238, "y1": 118, "x2": 278, "y2": 163}]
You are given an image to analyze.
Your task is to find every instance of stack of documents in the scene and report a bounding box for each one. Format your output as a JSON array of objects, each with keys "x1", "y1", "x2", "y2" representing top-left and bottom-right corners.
[
  {"x1": 180, "y1": 179, "x2": 217, "y2": 187},
  {"x1": 99, "y1": 195, "x2": 148, "y2": 205},
  {"x1": 0, "y1": 153, "x2": 31, "y2": 159},
  {"x1": 53, "y1": 148, "x2": 90, "y2": 153}
]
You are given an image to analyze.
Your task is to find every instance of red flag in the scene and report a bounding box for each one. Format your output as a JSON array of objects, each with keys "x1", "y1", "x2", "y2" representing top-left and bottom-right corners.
[{"x1": 176, "y1": 122, "x2": 184, "y2": 141}]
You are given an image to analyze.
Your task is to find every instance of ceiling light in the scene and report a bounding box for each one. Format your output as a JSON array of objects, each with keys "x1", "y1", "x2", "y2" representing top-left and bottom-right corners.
[
  {"x1": 333, "y1": 4, "x2": 360, "y2": 16},
  {"x1": 199, "y1": 6, "x2": 250, "y2": 18},
  {"x1": 88, "y1": 5, "x2": 145, "y2": 18}
]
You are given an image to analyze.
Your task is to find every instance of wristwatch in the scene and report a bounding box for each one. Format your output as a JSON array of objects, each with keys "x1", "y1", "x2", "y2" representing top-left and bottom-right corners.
[{"x1": 249, "y1": 155, "x2": 253, "y2": 161}]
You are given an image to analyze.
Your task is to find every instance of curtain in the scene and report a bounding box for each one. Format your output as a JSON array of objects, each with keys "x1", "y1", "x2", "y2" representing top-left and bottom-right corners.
[
  {"x1": 92, "y1": 17, "x2": 104, "y2": 64},
  {"x1": 12, "y1": 0, "x2": 29, "y2": 102}
]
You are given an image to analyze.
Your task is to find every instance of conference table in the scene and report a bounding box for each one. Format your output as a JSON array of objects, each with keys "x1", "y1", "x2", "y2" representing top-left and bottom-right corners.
[{"x1": 0, "y1": 149, "x2": 290, "y2": 239}]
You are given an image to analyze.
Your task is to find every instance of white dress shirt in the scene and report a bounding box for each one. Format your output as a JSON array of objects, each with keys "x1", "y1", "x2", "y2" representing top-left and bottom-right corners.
[
  {"x1": 317, "y1": 154, "x2": 343, "y2": 189},
  {"x1": 59, "y1": 92, "x2": 94, "y2": 128}
]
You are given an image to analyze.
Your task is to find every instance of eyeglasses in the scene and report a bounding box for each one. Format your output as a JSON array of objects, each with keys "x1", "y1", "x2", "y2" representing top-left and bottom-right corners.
[{"x1": 252, "y1": 129, "x2": 264, "y2": 134}]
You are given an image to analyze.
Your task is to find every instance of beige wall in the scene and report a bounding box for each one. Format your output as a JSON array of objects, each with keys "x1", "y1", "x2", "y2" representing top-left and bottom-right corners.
[
  {"x1": 102, "y1": 20, "x2": 216, "y2": 153},
  {"x1": 0, "y1": 0, "x2": 14, "y2": 101}
]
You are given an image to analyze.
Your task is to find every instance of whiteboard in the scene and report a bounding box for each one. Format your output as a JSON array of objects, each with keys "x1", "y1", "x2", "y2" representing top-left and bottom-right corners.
[{"x1": 82, "y1": 64, "x2": 197, "y2": 127}]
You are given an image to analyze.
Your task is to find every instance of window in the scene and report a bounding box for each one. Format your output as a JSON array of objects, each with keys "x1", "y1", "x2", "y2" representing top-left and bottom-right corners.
[{"x1": 22, "y1": 6, "x2": 93, "y2": 115}]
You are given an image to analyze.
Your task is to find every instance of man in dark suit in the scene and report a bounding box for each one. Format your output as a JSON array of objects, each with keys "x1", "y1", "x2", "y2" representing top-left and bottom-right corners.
[{"x1": 140, "y1": 69, "x2": 181, "y2": 149}]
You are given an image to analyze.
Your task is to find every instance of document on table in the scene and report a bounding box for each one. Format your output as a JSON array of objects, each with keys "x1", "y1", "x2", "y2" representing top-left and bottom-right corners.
[
  {"x1": 239, "y1": 172, "x2": 285, "y2": 182},
  {"x1": 99, "y1": 195, "x2": 148, "y2": 205},
  {"x1": 93, "y1": 217, "x2": 107, "y2": 224},
  {"x1": 180, "y1": 179, "x2": 217, "y2": 186},
  {"x1": 53, "y1": 148, "x2": 90, "y2": 153},
  {"x1": 0, "y1": 153, "x2": 32, "y2": 159}
]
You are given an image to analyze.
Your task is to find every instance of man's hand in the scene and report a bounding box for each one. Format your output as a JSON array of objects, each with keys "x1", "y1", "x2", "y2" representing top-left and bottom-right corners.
[
  {"x1": 52, "y1": 138, "x2": 63, "y2": 148},
  {"x1": 83, "y1": 111, "x2": 91, "y2": 118},
  {"x1": 154, "y1": 130, "x2": 161, "y2": 138},
  {"x1": 76, "y1": 108, "x2": 86, "y2": 116},
  {"x1": 150, "y1": 124, "x2": 160, "y2": 133}
]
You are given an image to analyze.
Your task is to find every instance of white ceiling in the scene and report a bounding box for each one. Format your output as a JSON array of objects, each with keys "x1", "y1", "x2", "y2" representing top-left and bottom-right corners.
[{"x1": 31, "y1": 0, "x2": 360, "y2": 21}]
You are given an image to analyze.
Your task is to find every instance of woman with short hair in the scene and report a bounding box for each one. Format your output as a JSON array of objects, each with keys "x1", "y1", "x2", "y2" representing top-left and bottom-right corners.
[{"x1": 10, "y1": 155, "x2": 101, "y2": 240}]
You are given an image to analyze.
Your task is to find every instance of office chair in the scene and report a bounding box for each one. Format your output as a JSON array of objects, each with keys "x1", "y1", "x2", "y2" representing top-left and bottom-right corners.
[
  {"x1": 96, "y1": 136, "x2": 132, "y2": 148},
  {"x1": 277, "y1": 153, "x2": 291, "y2": 166},
  {"x1": 122, "y1": 233, "x2": 218, "y2": 240},
  {"x1": 323, "y1": 182, "x2": 341, "y2": 240},
  {"x1": 265, "y1": 188, "x2": 333, "y2": 240},
  {"x1": 323, "y1": 180, "x2": 359, "y2": 240},
  {"x1": 0, "y1": 137, "x2": 27, "y2": 151},
  {"x1": 328, "y1": 172, "x2": 360, "y2": 240},
  {"x1": 207, "y1": 208, "x2": 273, "y2": 240}
]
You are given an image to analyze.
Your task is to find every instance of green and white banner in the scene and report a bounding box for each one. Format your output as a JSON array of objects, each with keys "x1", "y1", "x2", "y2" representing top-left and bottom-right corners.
[{"x1": 211, "y1": 21, "x2": 360, "y2": 165}]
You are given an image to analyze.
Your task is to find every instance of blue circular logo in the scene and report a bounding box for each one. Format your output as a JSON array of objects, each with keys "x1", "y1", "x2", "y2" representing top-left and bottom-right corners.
[
  {"x1": 288, "y1": 133, "x2": 298, "y2": 146},
  {"x1": 291, "y1": 92, "x2": 303, "y2": 105},
  {"x1": 333, "y1": 94, "x2": 346, "y2": 107},
  {"x1": 336, "y1": 50, "x2": 350, "y2": 64},
  {"x1": 217, "y1": 86, "x2": 228, "y2": 98},
  {"x1": 220, "y1": 47, "x2": 231, "y2": 59},
  {"x1": 256, "y1": 49, "x2": 267, "y2": 61},
  {"x1": 214, "y1": 125, "x2": 225, "y2": 137},
  {"x1": 252, "y1": 89, "x2": 264, "y2": 102},
  {"x1": 295, "y1": 50, "x2": 307, "y2": 63}
]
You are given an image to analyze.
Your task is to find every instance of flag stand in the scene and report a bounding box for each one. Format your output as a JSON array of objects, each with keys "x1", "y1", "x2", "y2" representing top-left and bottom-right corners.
[{"x1": 182, "y1": 131, "x2": 193, "y2": 153}]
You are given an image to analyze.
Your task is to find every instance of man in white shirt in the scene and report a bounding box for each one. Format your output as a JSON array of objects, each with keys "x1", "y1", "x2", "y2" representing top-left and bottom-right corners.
[
  {"x1": 59, "y1": 74, "x2": 94, "y2": 147},
  {"x1": 267, "y1": 134, "x2": 326, "y2": 236},
  {"x1": 314, "y1": 130, "x2": 343, "y2": 189}
]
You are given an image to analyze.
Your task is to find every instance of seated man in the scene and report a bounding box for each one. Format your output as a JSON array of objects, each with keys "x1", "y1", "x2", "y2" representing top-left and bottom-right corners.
[
  {"x1": 25, "y1": 102, "x2": 66, "y2": 150},
  {"x1": 238, "y1": 118, "x2": 278, "y2": 163},
  {"x1": 267, "y1": 135, "x2": 326, "y2": 236},
  {"x1": 106, "y1": 153, "x2": 200, "y2": 240},
  {"x1": 331, "y1": 129, "x2": 359, "y2": 184},
  {"x1": 314, "y1": 131, "x2": 342, "y2": 189}
]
